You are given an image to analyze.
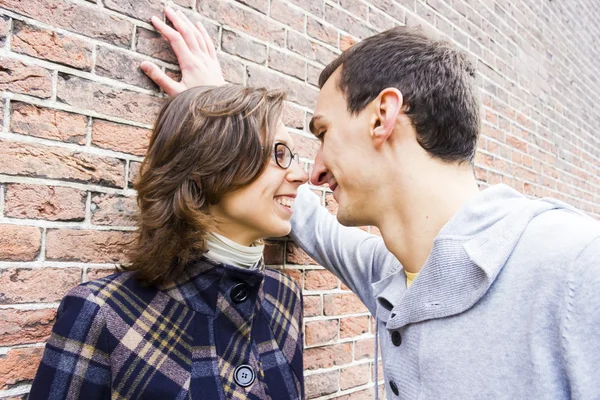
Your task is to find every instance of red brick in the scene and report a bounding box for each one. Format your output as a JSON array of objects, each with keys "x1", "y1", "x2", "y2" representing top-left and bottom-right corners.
[
  {"x1": 91, "y1": 193, "x2": 138, "y2": 226},
  {"x1": 304, "y1": 295, "x2": 322, "y2": 317},
  {"x1": 325, "y1": 4, "x2": 375, "y2": 39},
  {"x1": 339, "y1": 0, "x2": 368, "y2": 19},
  {"x1": 0, "y1": 57, "x2": 51, "y2": 99},
  {"x1": 198, "y1": 0, "x2": 285, "y2": 46},
  {"x1": 270, "y1": 0, "x2": 305, "y2": 32},
  {"x1": 86, "y1": 266, "x2": 120, "y2": 281},
  {"x1": 5, "y1": 184, "x2": 86, "y2": 221},
  {"x1": 307, "y1": 64, "x2": 321, "y2": 87},
  {"x1": 219, "y1": 53, "x2": 246, "y2": 85},
  {"x1": 0, "y1": 308, "x2": 56, "y2": 346},
  {"x1": 340, "y1": 316, "x2": 369, "y2": 338},
  {"x1": 283, "y1": 103, "x2": 305, "y2": 130},
  {"x1": 369, "y1": 0, "x2": 406, "y2": 22},
  {"x1": 12, "y1": 20, "x2": 93, "y2": 70},
  {"x1": 135, "y1": 27, "x2": 177, "y2": 63},
  {"x1": 268, "y1": 48, "x2": 306, "y2": 80},
  {"x1": 0, "y1": 15, "x2": 8, "y2": 46},
  {"x1": 0, "y1": 267, "x2": 81, "y2": 304},
  {"x1": 287, "y1": 0, "x2": 324, "y2": 15},
  {"x1": 369, "y1": 7, "x2": 398, "y2": 30},
  {"x1": 354, "y1": 338, "x2": 375, "y2": 360},
  {"x1": 103, "y1": 0, "x2": 163, "y2": 22},
  {"x1": 128, "y1": 161, "x2": 142, "y2": 188},
  {"x1": 305, "y1": 370, "x2": 339, "y2": 399},
  {"x1": 0, "y1": 140, "x2": 125, "y2": 188},
  {"x1": 307, "y1": 16, "x2": 338, "y2": 46},
  {"x1": 92, "y1": 120, "x2": 151, "y2": 156},
  {"x1": 287, "y1": 242, "x2": 318, "y2": 265},
  {"x1": 291, "y1": 132, "x2": 320, "y2": 159},
  {"x1": 287, "y1": 30, "x2": 340, "y2": 65},
  {"x1": 340, "y1": 363, "x2": 370, "y2": 390},
  {"x1": 337, "y1": 387, "x2": 375, "y2": 400},
  {"x1": 340, "y1": 35, "x2": 357, "y2": 51},
  {"x1": 305, "y1": 269, "x2": 338, "y2": 290},
  {"x1": 57, "y1": 74, "x2": 164, "y2": 125},
  {"x1": 95, "y1": 47, "x2": 156, "y2": 89},
  {"x1": 324, "y1": 293, "x2": 368, "y2": 316},
  {"x1": 173, "y1": 0, "x2": 194, "y2": 7},
  {"x1": 46, "y1": 229, "x2": 134, "y2": 263},
  {"x1": 0, "y1": 224, "x2": 41, "y2": 261},
  {"x1": 306, "y1": 319, "x2": 338, "y2": 346},
  {"x1": 221, "y1": 29, "x2": 267, "y2": 64},
  {"x1": 304, "y1": 342, "x2": 352, "y2": 369},
  {"x1": 0, "y1": 347, "x2": 45, "y2": 390},
  {"x1": 283, "y1": 268, "x2": 302, "y2": 287},
  {"x1": 0, "y1": 0, "x2": 133, "y2": 47},
  {"x1": 264, "y1": 241, "x2": 284, "y2": 264},
  {"x1": 247, "y1": 65, "x2": 318, "y2": 109},
  {"x1": 11, "y1": 102, "x2": 87, "y2": 144}
]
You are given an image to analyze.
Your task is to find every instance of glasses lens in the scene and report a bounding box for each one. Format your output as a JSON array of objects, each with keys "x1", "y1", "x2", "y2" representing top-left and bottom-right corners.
[{"x1": 274, "y1": 143, "x2": 291, "y2": 168}]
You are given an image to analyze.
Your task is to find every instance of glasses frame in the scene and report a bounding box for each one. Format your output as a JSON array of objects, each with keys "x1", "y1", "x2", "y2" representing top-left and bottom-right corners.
[{"x1": 272, "y1": 142, "x2": 300, "y2": 169}]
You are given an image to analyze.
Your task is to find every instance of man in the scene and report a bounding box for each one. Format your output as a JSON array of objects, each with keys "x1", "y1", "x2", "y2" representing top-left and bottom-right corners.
[{"x1": 142, "y1": 8, "x2": 600, "y2": 399}]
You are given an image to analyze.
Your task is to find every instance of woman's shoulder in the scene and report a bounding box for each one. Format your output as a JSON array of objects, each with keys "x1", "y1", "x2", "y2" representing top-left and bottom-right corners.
[
  {"x1": 263, "y1": 267, "x2": 302, "y2": 298},
  {"x1": 64, "y1": 270, "x2": 160, "y2": 312}
]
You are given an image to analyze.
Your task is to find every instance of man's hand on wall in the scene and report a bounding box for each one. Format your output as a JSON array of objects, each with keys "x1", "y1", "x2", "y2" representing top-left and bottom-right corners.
[{"x1": 141, "y1": 6, "x2": 226, "y2": 96}]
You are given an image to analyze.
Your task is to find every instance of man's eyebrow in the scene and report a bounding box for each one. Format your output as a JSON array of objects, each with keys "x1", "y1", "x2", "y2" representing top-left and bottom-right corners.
[{"x1": 309, "y1": 114, "x2": 324, "y2": 135}]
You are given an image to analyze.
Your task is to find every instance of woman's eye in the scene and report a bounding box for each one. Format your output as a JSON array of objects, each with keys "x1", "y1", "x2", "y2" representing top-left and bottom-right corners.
[{"x1": 276, "y1": 150, "x2": 286, "y2": 160}]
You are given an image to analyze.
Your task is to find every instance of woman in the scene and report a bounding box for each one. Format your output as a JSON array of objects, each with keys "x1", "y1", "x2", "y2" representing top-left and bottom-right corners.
[{"x1": 29, "y1": 84, "x2": 308, "y2": 399}]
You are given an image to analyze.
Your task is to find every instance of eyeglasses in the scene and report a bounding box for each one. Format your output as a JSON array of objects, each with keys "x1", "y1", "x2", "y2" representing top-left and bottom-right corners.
[{"x1": 273, "y1": 142, "x2": 300, "y2": 169}]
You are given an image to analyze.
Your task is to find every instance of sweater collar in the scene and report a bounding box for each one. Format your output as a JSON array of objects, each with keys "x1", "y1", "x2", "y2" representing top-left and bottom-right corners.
[{"x1": 373, "y1": 184, "x2": 567, "y2": 330}]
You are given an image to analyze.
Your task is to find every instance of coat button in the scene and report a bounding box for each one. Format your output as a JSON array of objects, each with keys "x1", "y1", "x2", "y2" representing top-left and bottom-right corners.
[
  {"x1": 391, "y1": 330, "x2": 402, "y2": 346},
  {"x1": 390, "y1": 380, "x2": 399, "y2": 396},
  {"x1": 230, "y1": 283, "x2": 250, "y2": 303},
  {"x1": 234, "y1": 364, "x2": 255, "y2": 387}
]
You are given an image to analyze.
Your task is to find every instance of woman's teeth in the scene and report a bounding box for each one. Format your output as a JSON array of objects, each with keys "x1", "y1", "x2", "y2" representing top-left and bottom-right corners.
[{"x1": 275, "y1": 197, "x2": 294, "y2": 208}]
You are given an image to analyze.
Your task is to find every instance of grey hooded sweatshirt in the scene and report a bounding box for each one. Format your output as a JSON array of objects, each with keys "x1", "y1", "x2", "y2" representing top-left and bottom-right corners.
[{"x1": 291, "y1": 183, "x2": 600, "y2": 399}]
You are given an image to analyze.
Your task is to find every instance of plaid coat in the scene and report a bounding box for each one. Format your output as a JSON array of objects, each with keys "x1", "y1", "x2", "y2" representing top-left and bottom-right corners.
[{"x1": 29, "y1": 258, "x2": 304, "y2": 400}]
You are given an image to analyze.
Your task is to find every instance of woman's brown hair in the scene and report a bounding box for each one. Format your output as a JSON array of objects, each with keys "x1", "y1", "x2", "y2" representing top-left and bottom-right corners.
[{"x1": 125, "y1": 85, "x2": 286, "y2": 285}]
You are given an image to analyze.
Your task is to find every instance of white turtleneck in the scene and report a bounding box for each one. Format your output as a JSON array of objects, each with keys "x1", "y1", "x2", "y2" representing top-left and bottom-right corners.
[{"x1": 205, "y1": 232, "x2": 264, "y2": 269}]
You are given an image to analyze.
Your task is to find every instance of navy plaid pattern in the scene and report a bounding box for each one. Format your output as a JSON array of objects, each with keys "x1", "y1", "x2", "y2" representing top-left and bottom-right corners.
[{"x1": 29, "y1": 258, "x2": 304, "y2": 400}]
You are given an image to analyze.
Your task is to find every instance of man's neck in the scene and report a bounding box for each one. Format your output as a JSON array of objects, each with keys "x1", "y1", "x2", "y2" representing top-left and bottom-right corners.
[{"x1": 375, "y1": 165, "x2": 480, "y2": 274}]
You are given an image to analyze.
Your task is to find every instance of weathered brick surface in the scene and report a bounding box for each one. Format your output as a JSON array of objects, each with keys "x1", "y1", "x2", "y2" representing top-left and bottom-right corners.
[
  {"x1": 0, "y1": 140, "x2": 125, "y2": 188},
  {"x1": 5, "y1": 184, "x2": 86, "y2": 221},
  {"x1": 0, "y1": 308, "x2": 56, "y2": 346},
  {"x1": 1, "y1": 0, "x2": 600, "y2": 398},
  {"x1": 45, "y1": 229, "x2": 134, "y2": 263},
  {"x1": 95, "y1": 47, "x2": 157, "y2": 90},
  {"x1": 0, "y1": 57, "x2": 52, "y2": 98},
  {"x1": 11, "y1": 102, "x2": 88, "y2": 144},
  {"x1": 0, "y1": 224, "x2": 41, "y2": 261},
  {"x1": 92, "y1": 120, "x2": 151, "y2": 156},
  {"x1": 91, "y1": 193, "x2": 138, "y2": 226},
  {"x1": 0, "y1": 267, "x2": 81, "y2": 304},
  {"x1": 0, "y1": 347, "x2": 45, "y2": 390},
  {"x1": 0, "y1": 0, "x2": 133, "y2": 47},
  {"x1": 12, "y1": 20, "x2": 93, "y2": 70},
  {"x1": 57, "y1": 74, "x2": 164, "y2": 125}
]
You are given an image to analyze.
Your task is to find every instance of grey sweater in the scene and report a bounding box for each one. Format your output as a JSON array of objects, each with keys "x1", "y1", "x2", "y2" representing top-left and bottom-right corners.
[{"x1": 291, "y1": 184, "x2": 600, "y2": 399}]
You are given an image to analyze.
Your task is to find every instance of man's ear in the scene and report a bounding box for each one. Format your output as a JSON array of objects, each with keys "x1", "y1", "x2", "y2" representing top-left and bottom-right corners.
[{"x1": 370, "y1": 88, "x2": 403, "y2": 148}]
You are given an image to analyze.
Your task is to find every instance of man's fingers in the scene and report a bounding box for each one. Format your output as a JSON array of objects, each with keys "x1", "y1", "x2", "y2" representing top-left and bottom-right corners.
[
  {"x1": 141, "y1": 61, "x2": 183, "y2": 96},
  {"x1": 196, "y1": 21, "x2": 217, "y2": 59},
  {"x1": 151, "y1": 16, "x2": 196, "y2": 70},
  {"x1": 164, "y1": 7, "x2": 202, "y2": 58},
  {"x1": 176, "y1": 10, "x2": 209, "y2": 56}
]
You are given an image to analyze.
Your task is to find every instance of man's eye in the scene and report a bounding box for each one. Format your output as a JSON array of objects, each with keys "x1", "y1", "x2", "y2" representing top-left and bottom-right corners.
[{"x1": 317, "y1": 131, "x2": 326, "y2": 141}]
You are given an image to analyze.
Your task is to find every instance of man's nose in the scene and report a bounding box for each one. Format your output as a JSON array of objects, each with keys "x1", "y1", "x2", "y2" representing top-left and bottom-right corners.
[{"x1": 310, "y1": 147, "x2": 329, "y2": 186}]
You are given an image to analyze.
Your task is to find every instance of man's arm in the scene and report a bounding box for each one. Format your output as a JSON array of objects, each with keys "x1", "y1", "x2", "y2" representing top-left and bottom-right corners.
[
  {"x1": 561, "y1": 236, "x2": 600, "y2": 399},
  {"x1": 291, "y1": 186, "x2": 400, "y2": 314}
]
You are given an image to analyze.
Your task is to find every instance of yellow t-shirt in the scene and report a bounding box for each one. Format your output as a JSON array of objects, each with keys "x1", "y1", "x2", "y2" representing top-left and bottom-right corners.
[{"x1": 405, "y1": 270, "x2": 419, "y2": 288}]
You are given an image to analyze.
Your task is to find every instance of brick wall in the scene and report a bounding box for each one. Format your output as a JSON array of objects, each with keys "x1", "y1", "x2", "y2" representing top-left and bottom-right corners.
[{"x1": 0, "y1": 0, "x2": 599, "y2": 398}]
